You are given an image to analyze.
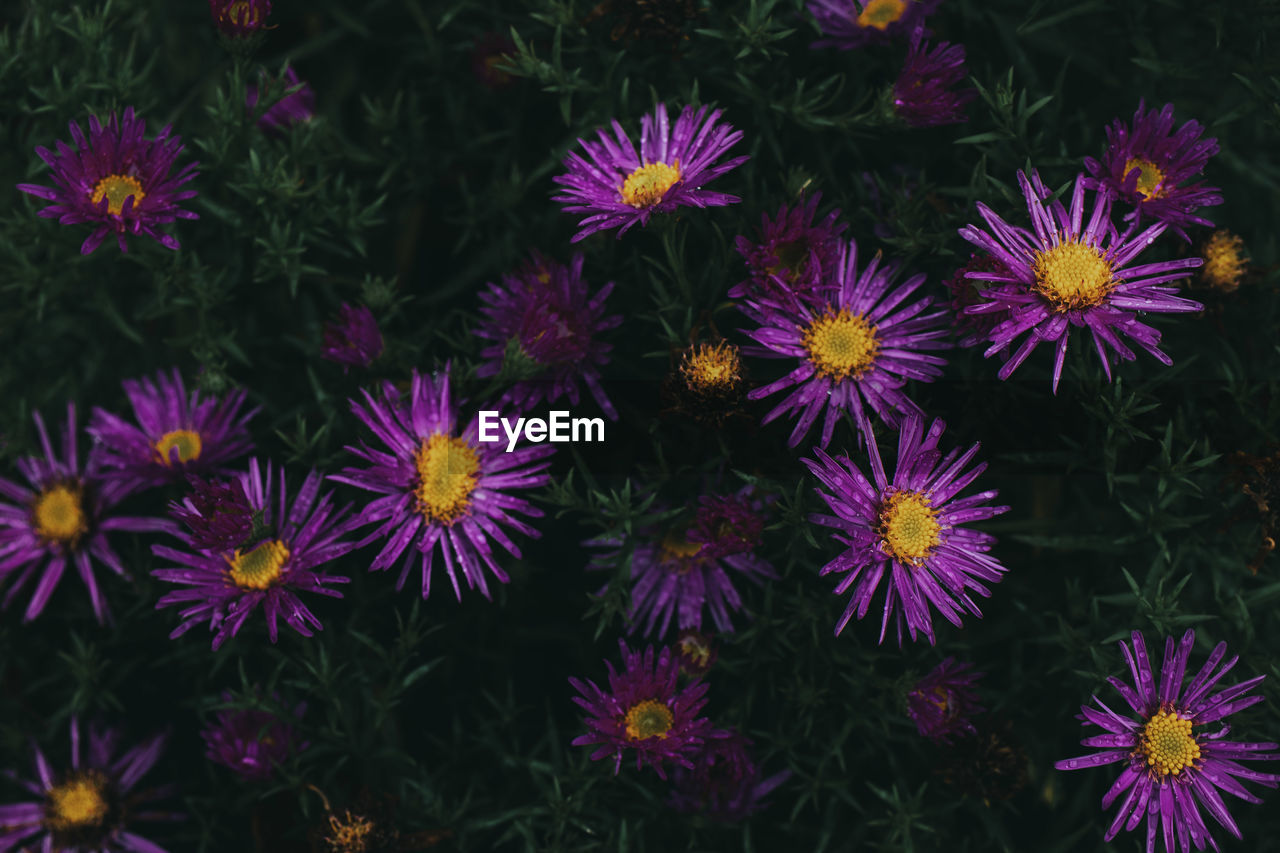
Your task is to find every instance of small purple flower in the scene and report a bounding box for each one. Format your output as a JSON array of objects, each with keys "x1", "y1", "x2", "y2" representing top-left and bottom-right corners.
[
  {"x1": 321, "y1": 303, "x2": 384, "y2": 371},
  {"x1": 151, "y1": 459, "x2": 358, "y2": 650},
  {"x1": 569, "y1": 639, "x2": 714, "y2": 778},
  {"x1": 730, "y1": 191, "x2": 848, "y2": 316},
  {"x1": 329, "y1": 367, "x2": 553, "y2": 601},
  {"x1": 1056, "y1": 629, "x2": 1280, "y2": 853},
  {"x1": 476, "y1": 251, "x2": 621, "y2": 419},
  {"x1": 804, "y1": 410, "x2": 1010, "y2": 645},
  {"x1": 808, "y1": 0, "x2": 941, "y2": 50},
  {"x1": 246, "y1": 67, "x2": 316, "y2": 136},
  {"x1": 958, "y1": 169, "x2": 1204, "y2": 392},
  {"x1": 1083, "y1": 100, "x2": 1222, "y2": 239},
  {"x1": 168, "y1": 475, "x2": 256, "y2": 554},
  {"x1": 687, "y1": 491, "x2": 766, "y2": 561},
  {"x1": 16, "y1": 107, "x2": 199, "y2": 254},
  {"x1": 668, "y1": 729, "x2": 790, "y2": 820},
  {"x1": 892, "y1": 29, "x2": 975, "y2": 128},
  {"x1": 0, "y1": 403, "x2": 175, "y2": 624},
  {"x1": 202, "y1": 690, "x2": 308, "y2": 781},
  {"x1": 0, "y1": 717, "x2": 177, "y2": 852},
  {"x1": 906, "y1": 657, "x2": 984, "y2": 742},
  {"x1": 87, "y1": 368, "x2": 258, "y2": 493},
  {"x1": 552, "y1": 102, "x2": 749, "y2": 242},
  {"x1": 209, "y1": 0, "x2": 272, "y2": 38},
  {"x1": 743, "y1": 238, "x2": 951, "y2": 449}
]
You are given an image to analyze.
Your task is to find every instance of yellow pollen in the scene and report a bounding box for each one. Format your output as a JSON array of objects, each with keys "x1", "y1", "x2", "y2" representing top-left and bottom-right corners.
[
  {"x1": 680, "y1": 342, "x2": 742, "y2": 393},
  {"x1": 226, "y1": 1, "x2": 260, "y2": 25},
  {"x1": 33, "y1": 484, "x2": 88, "y2": 545},
  {"x1": 856, "y1": 0, "x2": 908, "y2": 29},
  {"x1": 153, "y1": 429, "x2": 204, "y2": 465},
  {"x1": 1123, "y1": 157, "x2": 1167, "y2": 200},
  {"x1": 678, "y1": 633, "x2": 713, "y2": 668},
  {"x1": 45, "y1": 772, "x2": 109, "y2": 832},
  {"x1": 89, "y1": 174, "x2": 145, "y2": 216},
  {"x1": 624, "y1": 699, "x2": 675, "y2": 740},
  {"x1": 659, "y1": 530, "x2": 704, "y2": 574},
  {"x1": 620, "y1": 161, "x2": 681, "y2": 209},
  {"x1": 803, "y1": 309, "x2": 880, "y2": 380},
  {"x1": 325, "y1": 810, "x2": 375, "y2": 852},
  {"x1": 1032, "y1": 240, "x2": 1115, "y2": 311},
  {"x1": 415, "y1": 433, "x2": 480, "y2": 525},
  {"x1": 878, "y1": 490, "x2": 941, "y2": 563},
  {"x1": 226, "y1": 539, "x2": 290, "y2": 590},
  {"x1": 1201, "y1": 230, "x2": 1248, "y2": 292},
  {"x1": 1139, "y1": 710, "x2": 1201, "y2": 777}
]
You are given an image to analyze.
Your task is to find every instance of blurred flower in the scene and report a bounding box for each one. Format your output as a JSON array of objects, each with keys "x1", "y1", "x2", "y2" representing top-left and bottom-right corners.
[
  {"x1": 583, "y1": 0, "x2": 704, "y2": 49},
  {"x1": 906, "y1": 657, "x2": 984, "y2": 742},
  {"x1": 87, "y1": 368, "x2": 258, "y2": 492},
  {"x1": 330, "y1": 367, "x2": 553, "y2": 601},
  {"x1": 731, "y1": 191, "x2": 847, "y2": 317},
  {"x1": 1197, "y1": 229, "x2": 1248, "y2": 293},
  {"x1": 808, "y1": 0, "x2": 941, "y2": 50},
  {"x1": 0, "y1": 403, "x2": 174, "y2": 624},
  {"x1": 668, "y1": 729, "x2": 790, "y2": 820},
  {"x1": 569, "y1": 639, "x2": 713, "y2": 778},
  {"x1": 891, "y1": 29, "x2": 975, "y2": 128},
  {"x1": 1083, "y1": 99, "x2": 1222, "y2": 239},
  {"x1": 209, "y1": 0, "x2": 272, "y2": 38},
  {"x1": 0, "y1": 717, "x2": 176, "y2": 852},
  {"x1": 675, "y1": 629, "x2": 717, "y2": 676},
  {"x1": 957, "y1": 169, "x2": 1203, "y2": 392},
  {"x1": 168, "y1": 475, "x2": 256, "y2": 553},
  {"x1": 552, "y1": 102, "x2": 749, "y2": 242},
  {"x1": 151, "y1": 459, "x2": 358, "y2": 650},
  {"x1": 661, "y1": 340, "x2": 749, "y2": 427},
  {"x1": 16, "y1": 107, "x2": 199, "y2": 254},
  {"x1": 476, "y1": 251, "x2": 621, "y2": 419},
  {"x1": 944, "y1": 253, "x2": 1011, "y2": 347},
  {"x1": 743, "y1": 238, "x2": 950, "y2": 448},
  {"x1": 471, "y1": 31, "x2": 516, "y2": 89},
  {"x1": 308, "y1": 788, "x2": 450, "y2": 852},
  {"x1": 1055, "y1": 629, "x2": 1280, "y2": 851},
  {"x1": 246, "y1": 67, "x2": 316, "y2": 135},
  {"x1": 321, "y1": 303, "x2": 384, "y2": 371},
  {"x1": 937, "y1": 718, "x2": 1029, "y2": 803},
  {"x1": 1231, "y1": 448, "x2": 1280, "y2": 574},
  {"x1": 804, "y1": 411, "x2": 1009, "y2": 645},
  {"x1": 202, "y1": 690, "x2": 307, "y2": 781}
]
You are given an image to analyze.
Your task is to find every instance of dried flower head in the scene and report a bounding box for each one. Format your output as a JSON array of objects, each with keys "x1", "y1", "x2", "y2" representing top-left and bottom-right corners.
[
  {"x1": 209, "y1": 0, "x2": 272, "y2": 38},
  {"x1": 1197, "y1": 230, "x2": 1249, "y2": 293},
  {"x1": 937, "y1": 718, "x2": 1029, "y2": 804},
  {"x1": 906, "y1": 657, "x2": 984, "y2": 743}
]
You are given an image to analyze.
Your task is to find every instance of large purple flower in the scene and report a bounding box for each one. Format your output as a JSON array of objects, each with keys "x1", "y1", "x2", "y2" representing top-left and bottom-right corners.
[
  {"x1": 202, "y1": 690, "x2": 308, "y2": 781},
  {"x1": 569, "y1": 640, "x2": 713, "y2": 778},
  {"x1": 476, "y1": 251, "x2": 621, "y2": 419},
  {"x1": 1083, "y1": 100, "x2": 1222, "y2": 239},
  {"x1": 87, "y1": 368, "x2": 258, "y2": 492},
  {"x1": 891, "y1": 29, "x2": 975, "y2": 128},
  {"x1": 552, "y1": 103, "x2": 749, "y2": 242},
  {"x1": 330, "y1": 367, "x2": 553, "y2": 601},
  {"x1": 0, "y1": 404, "x2": 174, "y2": 624},
  {"x1": 730, "y1": 191, "x2": 848, "y2": 317},
  {"x1": 804, "y1": 411, "x2": 1009, "y2": 645},
  {"x1": 808, "y1": 0, "x2": 942, "y2": 50},
  {"x1": 0, "y1": 717, "x2": 176, "y2": 852},
  {"x1": 1056, "y1": 629, "x2": 1280, "y2": 853},
  {"x1": 743, "y1": 238, "x2": 950, "y2": 449},
  {"x1": 16, "y1": 107, "x2": 199, "y2": 254},
  {"x1": 906, "y1": 657, "x2": 984, "y2": 742},
  {"x1": 668, "y1": 729, "x2": 790, "y2": 820},
  {"x1": 151, "y1": 459, "x2": 358, "y2": 650},
  {"x1": 957, "y1": 169, "x2": 1204, "y2": 392}
]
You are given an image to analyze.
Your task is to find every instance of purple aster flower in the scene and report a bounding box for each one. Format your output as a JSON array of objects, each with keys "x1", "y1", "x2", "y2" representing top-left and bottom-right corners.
[
  {"x1": 743, "y1": 238, "x2": 951, "y2": 449},
  {"x1": 0, "y1": 404, "x2": 174, "y2": 625},
  {"x1": 209, "y1": 0, "x2": 272, "y2": 38},
  {"x1": 958, "y1": 169, "x2": 1204, "y2": 392},
  {"x1": 0, "y1": 717, "x2": 177, "y2": 852},
  {"x1": 321, "y1": 303, "x2": 384, "y2": 372},
  {"x1": 168, "y1": 475, "x2": 256, "y2": 553},
  {"x1": 476, "y1": 251, "x2": 621, "y2": 419},
  {"x1": 569, "y1": 639, "x2": 713, "y2": 778},
  {"x1": 730, "y1": 191, "x2": 848, "y2": 317},
  {"x1": 687, "y1": 491, "x2": 767, "y2": 561},
  {"x1": 151, "y1": 458, "x2": 358, "y2": 650},
  {"x1": 246, "y1": 67, "x2": 316, "y2": 136},
  {"x1": 329, "y1": 367, "x2": 553, "y2": 601},
  {"x1": 892, "y1": 29, "x2": 975, "y2": 128},
  {"x1": 1083, "y1": 100, "x2": 1222, "y2": 239},
  {"x1": 87, "y1": 368, "x2": 258, "y2": 493},
  {"x1": 668, "y1": 729, "x2": 790, "y2": 820},
  {"x1": 1055, "y1": 629, "x2": 1280, "y2": 853},
  {"x1": 552, "y1": 102, "x2": 749, "y2": 242},
  {"x1": 808, "y1": 0, "x2": 941, "y2": 50},
  {"x1": 803, "y1": 410, "x2": 1010, "y2": 645},
  {"x1": 202, "y1": 690, "x2": 308, "y2": 781},
  {"x1": 16, "y1": 107, "x2": 199, "y2": 255},
  {"x1": 906, "y1": 657, "x2": 984, "y2": 742}
]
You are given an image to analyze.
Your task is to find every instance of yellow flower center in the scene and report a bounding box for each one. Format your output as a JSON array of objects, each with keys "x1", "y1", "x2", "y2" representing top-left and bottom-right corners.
[
  {"x1": 415, "y1": 433, "x2": 480, "y2": 525},
  {"x1": 325, "y1": 810, "x2": 375, "y2": 852},
  {"x1": 1139, "y1": 709, "x2": 1200, "y2": 777},
  {"x1": 1201, "y1": 230, "x2": 1247, "y2": 292},
  {"x1": 1123, "y1": 157, "x2": 1167, "y2": 200},
  {"x1": 620, "y1": 161, "x2": 681, "y2": 209},
  {"x1": 1032, "y1": 240, "x2": 1115, "y2": 311},
  {"x1": 856, "y1": 0, "x2": 908, "y2": 29},
  {"x1": 623, "y1": 699, "x2": 675, "y2": 740},
  {"x1": 225, "y1": 0, "x2": 261, "y2": 25},
  {"x1": 680, "y1": 342, "x2": 742, "y2": 393},
  {"x1": 678, "y1": 632, "x2": 713, "y2": 668},
  {"x1": 44, "y1": 772, "x2": 109, "y2": 832},
  {"x1": 659, "y1": 530, "x2": 704, "y2": 574},
  {"x1": 153, "y1": 429, "x2": 204, "y2": 465},
  {"x1": 803, "y1": 309, "x2": 880, "y2": 380},
  {"x1": 878, "y1": 490, "x2": 941, "y2": 563},
  {"x1": 90, "y1": 174, "x2": 145, "y2": 216},
  {"x1": 226, "y1": 539, "x2": 290, "y2": 590},
  {"x1": 33, "y1": 484, "x2": 88, "y2": 545}
]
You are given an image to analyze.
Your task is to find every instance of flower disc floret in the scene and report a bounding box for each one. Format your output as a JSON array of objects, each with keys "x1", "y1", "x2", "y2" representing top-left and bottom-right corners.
[
  {"x1": 1032, "y1": 241, "x2": 1115, "y2": 311},
  {"x1": 622, "y1": 161, "x2": 682, "y2": 208},
  {"x1": 625, "y1": 699, "x2": 675, "y2": 740},
  {"x1": 414, "y1": 434, "x2": 480, "y2": 525},
  {"x1": 1139, "y1": 710, "x2": 1200, "y2": 777},
  {"x1": 803, "y1": 309, "x2": 880, "y2": 380},
  {"x1": 227, "y1": 539, "x2": 290, "y2": 590},
  {"x1": 878, "y1": 489, "x2": 940, "y2": 563}
]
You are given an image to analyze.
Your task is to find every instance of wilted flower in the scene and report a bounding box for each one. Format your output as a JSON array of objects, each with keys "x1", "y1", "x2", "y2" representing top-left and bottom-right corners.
[
  {"x1": 668, "y1": 729, "x2": 791, "y2": 820},
  {"x1": 937, "y1": 718, "x2": 1029, "y2": 803},
  {"x1": 661, "y1": 340, "x2": 749, "y2": 427},
  {"x1": 675, "y1": 629, "x2": 717, "y2": 677},
  {"x1": 906, "y1": 657, "x2": 984, "y2": 742},
  {"x1": 321, "y1": 303, "x2": 384, "y2": 371},
  {"x1": 1197, "y1": 230, "x2": 1248, "y2": 293},
  {"x1": 731, "y1": 192, "x2": 848, "y2": 316},
  {"x1": 891, "y1": 29, "x2": 975, "y2": 128},
  {"x1": 209, "y1": 0, "x2": 272, "y2": 38},
  {"x1": 168, "y1": 475, "x2": 257, "y2": 553},
  {"x1": 202, "y1": 690, "x2": 308, "y2": 781}
]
